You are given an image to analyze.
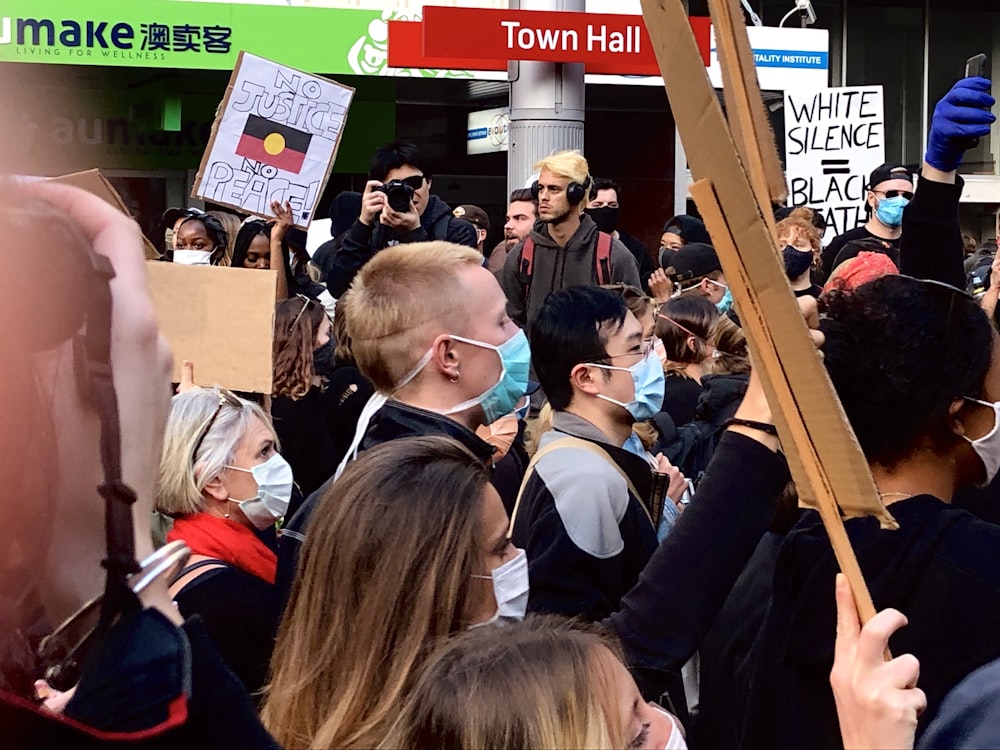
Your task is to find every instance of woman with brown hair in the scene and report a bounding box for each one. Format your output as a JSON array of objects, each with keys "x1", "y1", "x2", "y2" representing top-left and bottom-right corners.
[
  {"x1": 655, "y1": 295, "x2": 719, "y2": 426},
  {"x1": 262, "y1": 435, "x2": 525, "y2": 749},
  {"x1": 269, "y1": 295, "x2": 341, "y2": 497},
  {"x1": 381, "y1": 617, "x2": 685, "y2": 750}
]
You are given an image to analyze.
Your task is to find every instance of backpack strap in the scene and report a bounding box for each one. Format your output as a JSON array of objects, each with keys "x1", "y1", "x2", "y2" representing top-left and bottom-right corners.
[
  {"x1": 596, "y1": 232, "x2": 613, "y2": 284},
  {"x1": 507, "y1": 435, "x2": 648, "y2": 538},
  {"x1": 518, "y1": 237, "x2": 536, "y2": 300}
]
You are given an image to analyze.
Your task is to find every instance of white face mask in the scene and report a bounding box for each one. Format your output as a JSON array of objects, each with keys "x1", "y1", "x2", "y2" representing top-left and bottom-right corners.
[
  {"x1": 653, "y1": 705, "x2": 688, "y2": 750},
  {"x1": 962, "y1": 398, "x2": 1000, "y2": 487},
  {"x1": 225, "y1": 453, "x2": 294, "y2": 529},
  {"x1": 470, "y1": 548, "x2": 529, "y2": 627},
  {"x1": 173, "y1": 249, "x2": 214, "y2": 266}
]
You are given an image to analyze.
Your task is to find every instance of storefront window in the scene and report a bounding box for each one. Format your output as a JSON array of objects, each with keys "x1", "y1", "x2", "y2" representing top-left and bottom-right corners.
[
  {"x1": 844, "y1": 1, "x2": 925, "y2": 166},
  {"x1": 927, "y1": 4, "x2": 1000, "y2": 176}
]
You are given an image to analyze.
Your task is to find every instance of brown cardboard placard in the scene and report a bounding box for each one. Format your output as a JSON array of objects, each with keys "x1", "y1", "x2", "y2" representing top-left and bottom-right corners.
[
  {"x1": 192, "y1": 51, "x2": 354, "y2": 229},
  {"x1": 146, "y1": 262, "x2": 277, "y2": 393},
  {"x1": 45, "y1": 169, "x2": 160, "y2": 260},
  {"x1": 640, "y1": 0, "x2": 895, "y2": 623}
]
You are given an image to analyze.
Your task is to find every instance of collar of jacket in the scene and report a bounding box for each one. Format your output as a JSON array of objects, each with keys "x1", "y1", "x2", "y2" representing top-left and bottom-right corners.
[{"x1": 363, "y1": 400, "x2": 496, "y2": 466}]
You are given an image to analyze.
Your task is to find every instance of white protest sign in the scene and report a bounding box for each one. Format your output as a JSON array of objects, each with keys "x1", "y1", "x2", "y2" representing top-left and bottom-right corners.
[
  {"x1": 193, "y1": 52, "x2": 354, "y2": 228},
  {"x1": 784, "y1": 86, "x2": 885, "y2": 244}
]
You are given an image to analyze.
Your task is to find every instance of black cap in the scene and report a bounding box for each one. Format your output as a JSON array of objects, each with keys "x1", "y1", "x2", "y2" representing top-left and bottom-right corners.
[
  {"x1": 867, "y1": 162, "x2": 913, "y2": 190},
  {"x1": 661, "y1": 214, "x2": 712, "y2": 245},
  {"x1": 665, "y1": 242, "x2": 721, "y2": 283}
]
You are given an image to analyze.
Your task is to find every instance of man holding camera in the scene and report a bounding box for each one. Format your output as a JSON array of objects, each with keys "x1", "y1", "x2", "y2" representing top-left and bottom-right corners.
[{"x1": 327, "y1": 139, "x2": 478, "y2": 297}]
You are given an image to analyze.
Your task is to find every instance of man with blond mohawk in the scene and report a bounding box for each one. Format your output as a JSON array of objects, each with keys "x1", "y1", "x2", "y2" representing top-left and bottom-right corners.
[{"x1": 502, "y1": 150, "x2": 640, "y2": 328}]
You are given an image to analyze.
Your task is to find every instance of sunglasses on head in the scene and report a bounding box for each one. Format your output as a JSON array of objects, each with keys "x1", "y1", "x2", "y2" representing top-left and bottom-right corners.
[
  {"x1": 191, "y1": 387, "x2": 243, "y2": 461},
  {"x1": 288, "y1": 294, "x2": 317, "y2": 333}
]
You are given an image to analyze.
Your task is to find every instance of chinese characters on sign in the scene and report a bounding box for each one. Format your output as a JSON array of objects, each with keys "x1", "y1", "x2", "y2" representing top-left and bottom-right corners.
[{"x1": 139, "y1": 24, "x2": 231, "y2": 53}]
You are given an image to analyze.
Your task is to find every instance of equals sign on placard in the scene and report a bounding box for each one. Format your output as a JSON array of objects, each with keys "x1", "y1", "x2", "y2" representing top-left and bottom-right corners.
[{"x1": 822, "y1": 159, "x2": 851, "y2": 175}]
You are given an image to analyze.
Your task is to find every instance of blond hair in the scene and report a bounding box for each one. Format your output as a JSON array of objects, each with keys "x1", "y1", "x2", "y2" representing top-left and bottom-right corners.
[
  {"x1": 154, "y1": 388, "x2": 275, "y2": 516},
  {"x1": 343, "y1": 241, "x2": 484, "y2": 392},
  {"x1": 534, "y1": 150, "x2": 592, "y2": 205},
  {"x1": 776, "y1": 209, "x2": 822, "y2": 252},
  {"x1": 262, "y1": 436, "x2": 492, "y2": 750},
  {"x1": 380, "y1": 617, "x2": 628, "y2": 750}
]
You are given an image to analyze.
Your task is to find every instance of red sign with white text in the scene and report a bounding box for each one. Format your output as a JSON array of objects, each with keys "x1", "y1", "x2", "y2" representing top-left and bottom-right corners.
[{"x1": 412, "y1": 7, "x2": 710, "y2": 75}]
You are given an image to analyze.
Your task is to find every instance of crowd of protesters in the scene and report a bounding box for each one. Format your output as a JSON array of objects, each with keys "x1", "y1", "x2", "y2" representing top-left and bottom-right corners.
[{"x1": 4, "y1": 72, "x2": 1000, "y2": 750}]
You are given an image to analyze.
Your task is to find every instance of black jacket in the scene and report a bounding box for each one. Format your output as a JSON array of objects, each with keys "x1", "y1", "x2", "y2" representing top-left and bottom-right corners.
[
  {"x1": 326, "y1": 195, "x2": 478, "y2": 297},
  {"x1": 605, "y1": 431, "x2": 789, "y2": 702},
  {"x1": 510, "y1": 412, "x2": 658, "y2": 622},
  {"x1": 275, "y1": 400, "x2": 502, "y2": 608},
  {"x1": 732, "y1": 495, "x2": 1000, "y2": 749},
  {"x1": 618, "y1": 229, "x2": 656, "y2": 292}
]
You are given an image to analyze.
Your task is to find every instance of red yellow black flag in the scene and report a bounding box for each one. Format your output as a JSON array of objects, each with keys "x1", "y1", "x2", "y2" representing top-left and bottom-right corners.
[{"x1": 235, "y1": 114, "x2": 312, "y2": 174}]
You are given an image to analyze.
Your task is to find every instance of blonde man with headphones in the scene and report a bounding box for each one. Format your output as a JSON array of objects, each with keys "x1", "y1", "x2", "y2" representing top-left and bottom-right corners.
[{"x1": 501, "y1": 150, "x2": 640, "y2": 329}]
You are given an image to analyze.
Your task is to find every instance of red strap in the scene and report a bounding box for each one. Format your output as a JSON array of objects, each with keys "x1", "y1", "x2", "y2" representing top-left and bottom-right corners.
[
  {"x1": 596, "y1": 232, "x2": 612, "y2": 284},
  {"x1": 519, "y1": 237, "x2": 535, "y2": 298}
]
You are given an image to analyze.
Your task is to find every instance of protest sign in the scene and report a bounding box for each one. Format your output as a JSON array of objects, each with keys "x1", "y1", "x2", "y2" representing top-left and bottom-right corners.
[
  {"x1": 146, "y1": 262, "x2": 276, "y2": 393},
  {"x1": 45, "y1": 169, "x2": 160, "y2": 260},
  {"x1": 784, "y1": 86, "x2": 885, "y2": 244},
  {"x1": 641, "y1": 0, "x2": 894, "y2": 625},
  {"x1": 193, "y1": 51, "x2": 354, "y2": 228}
]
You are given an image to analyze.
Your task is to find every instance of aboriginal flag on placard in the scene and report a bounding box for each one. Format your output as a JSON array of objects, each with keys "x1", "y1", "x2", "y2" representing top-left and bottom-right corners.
[{"x1": 235, "y1": 114, "x2": 312, "y2": 174}]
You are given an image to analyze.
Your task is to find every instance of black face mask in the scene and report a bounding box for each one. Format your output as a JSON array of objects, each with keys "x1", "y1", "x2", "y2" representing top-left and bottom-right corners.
[
  {"x1": 586, "y1": 206, "x2": 620, "y2": 234},
  {"x1": 782, "y1": 244, "x2": 814, "y2": 279},
  {"x1": 313, "y1": 339, "x2": 337, "y2": 376}
]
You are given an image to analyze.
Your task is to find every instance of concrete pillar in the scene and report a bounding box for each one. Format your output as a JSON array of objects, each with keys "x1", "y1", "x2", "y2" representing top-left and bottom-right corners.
[{"x1": 507, "y1": 0, "x2": 586, "y2": 196}]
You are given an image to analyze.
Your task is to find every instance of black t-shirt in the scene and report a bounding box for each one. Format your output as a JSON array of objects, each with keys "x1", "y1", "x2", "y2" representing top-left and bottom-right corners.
[
  {"x1": 794, "y1": 284, "x2": 823, "y2": 299},
  {"x1": 660, "y1": 373, "x2": 704, "y2": 427},
  {"x1": 173, "y1": 565, "x2": 279, "y2": 698},
  {"x1": 271, "y1": 386, "x2": 340, "y2": 498},
  {"x1": 821, "y1": 225, "x2": 900, "y2": 277}
]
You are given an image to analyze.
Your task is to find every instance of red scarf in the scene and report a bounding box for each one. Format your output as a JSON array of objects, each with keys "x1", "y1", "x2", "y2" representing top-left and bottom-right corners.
[{"x1": 168, "y1": 513, "x2": 276, "y2": 584}]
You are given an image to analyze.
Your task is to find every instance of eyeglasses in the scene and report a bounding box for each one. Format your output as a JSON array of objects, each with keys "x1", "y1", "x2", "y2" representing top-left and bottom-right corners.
[
  {"x1": 880, "y1": 275, "x2": 973, "y2": 346},
  {"x1": 191, "y1": 387, "x2": 243, "y2": 461},
  {"x1": 288, "y1": 293, "x2": 316, "y2": 332},
  {"x1": 591, "y1": 339, "x2": 654, "y2": 364},
  {"x1": 873, "y1": 190, "x2": 914, "y2": 201},
  {"x1": 399, "y1": 175, "x2": 425, "y2": 191}
]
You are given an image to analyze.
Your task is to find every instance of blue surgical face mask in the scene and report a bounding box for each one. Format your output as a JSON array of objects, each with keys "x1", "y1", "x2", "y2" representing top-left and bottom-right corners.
[
  {"x1": 590, "y1": 349, "x2": 666, "y2": 421},
  {"x1": 396, "y1": 330, "x2": 531, "y2": 425},
  {"x1": 707, "y1": 278, "x2": 734, "y2": 315},
  {"x1": 875, "y1": 195, "x2": 909, "y2": 228}
]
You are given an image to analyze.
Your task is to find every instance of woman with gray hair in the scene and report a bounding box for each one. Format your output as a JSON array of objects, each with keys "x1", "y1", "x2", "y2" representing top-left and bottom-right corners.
[{"x1": 155, "y1": 386, "x2": 292, "y2": 697}]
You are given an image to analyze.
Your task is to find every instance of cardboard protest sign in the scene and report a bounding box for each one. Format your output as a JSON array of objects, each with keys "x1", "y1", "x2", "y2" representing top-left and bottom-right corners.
[
  {"x1": 45, "y1": 169, "x2": 160, "y2": 260},
  {"x1": 146, "y1": 262, "x2": 277, "y2": 393},
  {"x1": 640, "y1": 0, "x2": 895, "y2": 624},
  {"x1": 784, "y1": 86, "x2": 885, "y2": 244},
  {"x1": 193, "y1": 52, "x2": 354, "y2": 229}
]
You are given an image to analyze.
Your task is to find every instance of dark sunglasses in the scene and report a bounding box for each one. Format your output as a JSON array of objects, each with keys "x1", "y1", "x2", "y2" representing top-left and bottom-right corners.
[
  {"x1": 191, "y1": 387, "x2": 243, "y2": 461},
  {"x1": 399, "y1": 175, "x2": 425, "y2": 191},
  {"x1": 874, "y1": 189, "x2": 914, "y2": 201},
  {"x1": 882, "y1": 274, "x2": 973, "y2": 344}
]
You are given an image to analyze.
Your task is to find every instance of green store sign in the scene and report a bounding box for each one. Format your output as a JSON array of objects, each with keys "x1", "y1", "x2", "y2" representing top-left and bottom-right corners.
[{"x1": 0, "y1": 0, "x2": 473, "y2": 78}]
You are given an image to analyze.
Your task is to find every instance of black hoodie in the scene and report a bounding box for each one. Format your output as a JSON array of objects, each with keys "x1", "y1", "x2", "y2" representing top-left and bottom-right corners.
[
  {"x1": 326, "y1": 194, "x2": 479, "y2": 297},
  {"x1": 728, "y1": 494, "x2": 1000, "y2": 749}
]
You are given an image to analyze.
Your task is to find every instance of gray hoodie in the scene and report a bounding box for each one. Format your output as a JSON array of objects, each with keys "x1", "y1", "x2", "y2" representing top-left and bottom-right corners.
[{"x1": 501, "y1": 214, "x2": 641, "y2": 328}]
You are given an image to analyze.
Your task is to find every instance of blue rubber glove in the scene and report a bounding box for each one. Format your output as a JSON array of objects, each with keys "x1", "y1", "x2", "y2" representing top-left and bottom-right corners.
[{"x1": 925, "y1": 77, "x2": 996, "y2": 172}]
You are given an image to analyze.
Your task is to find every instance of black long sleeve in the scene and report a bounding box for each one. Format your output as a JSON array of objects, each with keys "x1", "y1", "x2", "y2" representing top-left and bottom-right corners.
[
  {"x1": 898, "y1": 175, "x2": 965, "y2": 289},
  {"x1": 606, "y1": 432, "x2": 789, "y2": 691},
  {"x1": 327, "y1": 219, "x2": 377, "y2": 298}
]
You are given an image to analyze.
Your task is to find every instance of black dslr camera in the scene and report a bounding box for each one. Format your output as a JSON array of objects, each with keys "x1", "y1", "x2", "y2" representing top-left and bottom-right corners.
[{"x1": 378, "y1": 179, "x2": 416, "y2": 212}]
